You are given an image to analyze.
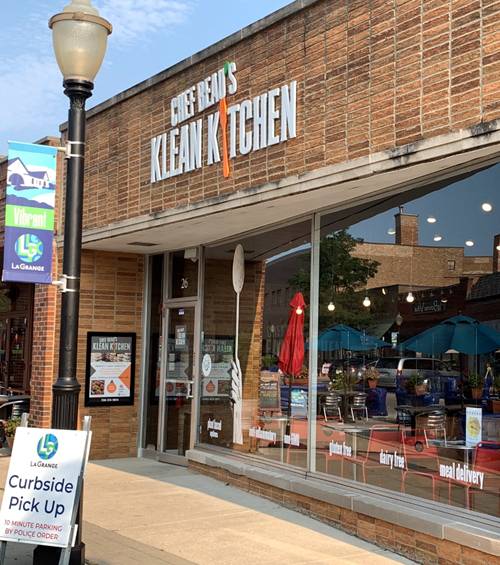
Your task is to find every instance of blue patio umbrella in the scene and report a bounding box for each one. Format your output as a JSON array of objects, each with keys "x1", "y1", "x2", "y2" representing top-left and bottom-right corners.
[
  {"x1": 317, "y1": 324, "x2": 390, "y2": 352},
  {"x1": 401, "y1": 315, "x2": 500, "y2": 355}
]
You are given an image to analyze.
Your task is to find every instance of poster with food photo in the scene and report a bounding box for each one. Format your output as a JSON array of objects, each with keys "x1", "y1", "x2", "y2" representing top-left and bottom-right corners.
[{"x1": 85, "y1": 332, "x2": 136, "y2": 406}]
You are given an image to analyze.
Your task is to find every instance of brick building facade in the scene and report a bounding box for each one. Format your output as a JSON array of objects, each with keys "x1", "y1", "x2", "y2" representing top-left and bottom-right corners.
[{"x1": 1, "y1": 1, "x2": 500, "y2": 562}]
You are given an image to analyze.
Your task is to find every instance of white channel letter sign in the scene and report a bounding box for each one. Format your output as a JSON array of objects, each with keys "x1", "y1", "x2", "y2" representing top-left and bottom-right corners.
[
  {"x1": 150, "y1": 61, "x2": 297, "y2": 182},
  {"x1": 0, "y1": 427, "x2": 90, "y2": 548}
]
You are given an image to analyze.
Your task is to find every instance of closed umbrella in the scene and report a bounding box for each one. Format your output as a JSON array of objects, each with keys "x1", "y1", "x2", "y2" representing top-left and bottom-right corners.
[
  {"x1": 317, "y1": 324, "x2": 390, "y2": 352},
  {"x1": 278, "y1": 292, "x2": 306, "y2": 422},
  {"x1": 401, "y1": 315, "x2": 500, "y2": 355},
  {"x1": 278, "y1": 292, "x2": 306, "y2": 376}
]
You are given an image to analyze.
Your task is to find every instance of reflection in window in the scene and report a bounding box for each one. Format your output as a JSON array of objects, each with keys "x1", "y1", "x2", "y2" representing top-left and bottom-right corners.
[
  {"x1": 200, "y1": 221, "x2": 311, "y2": 469},
  {"x1": 314, "y1": 164, "x2": 500, "y2": 518}
]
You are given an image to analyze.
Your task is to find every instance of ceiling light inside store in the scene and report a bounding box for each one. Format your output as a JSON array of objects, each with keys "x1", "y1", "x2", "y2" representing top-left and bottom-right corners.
[
  {"x1": 296, "y1": 307, "x2": 303, "y2": 315},
  {"x1": 441, "y1": 298, "x2": 448, "y2": 303},
  {"x1": 363, "y1": 296, "x2": 371, "y2": 308},
  {"x1": 382, "y1": 288, "x2": 387, "y2": 295},
  {"x1": 406, "y1": 292, "x2": 415, "y2": 303},
  {"x1": 427, "y1": 216, "x2": 437, "y2": 224},
  {"x1": 433, "y1": 235, "x2": 443, "y2": 242},
  {"x1": 497, "y1": 245, "x2": 500, "y2": 251},
  {"x1": 481, "y1": 202, "x2": 493, "y2": 212},
  {"x1": 387, "y1": 228, "x2": 396, "y2": 235},
  {"x1": 465, "y1": 240, "x2": 474, "y2": 247},
  {"x1": 328, "y1": 301, "x2": 335, "y2": 312}
]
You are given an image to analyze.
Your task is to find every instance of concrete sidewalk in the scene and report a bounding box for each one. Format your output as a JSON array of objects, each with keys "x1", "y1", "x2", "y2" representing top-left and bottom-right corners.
[{"x1": 0, "y1": 457, "x2": 414, "y2": 564}]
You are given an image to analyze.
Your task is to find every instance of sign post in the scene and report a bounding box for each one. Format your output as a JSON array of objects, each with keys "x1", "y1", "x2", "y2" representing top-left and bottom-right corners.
[{"x1": 0, "y1": 417, "x2": 92, "y2": 565}]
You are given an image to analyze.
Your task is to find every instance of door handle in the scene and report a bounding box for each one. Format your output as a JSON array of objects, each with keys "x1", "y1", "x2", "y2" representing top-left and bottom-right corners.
[{"x1": 186, "y1": 381, "x2": 194, "y2": 399}]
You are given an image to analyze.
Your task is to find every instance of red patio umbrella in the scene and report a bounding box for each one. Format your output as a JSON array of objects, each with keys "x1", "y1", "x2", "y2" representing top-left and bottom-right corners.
[
  {"x1": 278, "y1": 292, "x2": 306, "y2": 376},
  {"x1": 279, "y1": 293, "x2": 306, "y2": 425}
]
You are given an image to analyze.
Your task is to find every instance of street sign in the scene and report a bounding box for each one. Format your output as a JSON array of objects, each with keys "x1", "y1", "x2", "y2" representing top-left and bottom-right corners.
[{"x1": 0, "y1": 425, "x2": 91, "y2": 553}]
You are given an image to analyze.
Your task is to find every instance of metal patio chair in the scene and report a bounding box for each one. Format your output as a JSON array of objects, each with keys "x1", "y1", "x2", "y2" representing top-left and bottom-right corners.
[
  {"x1": 350, "y1": 392, "x2": 368, "y2": 422},
  {"x1": 416, "y1": 409, "x2": 447, "y2": 447},
  {"x1": 322, "y1": 392, "x2": 343, "y2": 423}
]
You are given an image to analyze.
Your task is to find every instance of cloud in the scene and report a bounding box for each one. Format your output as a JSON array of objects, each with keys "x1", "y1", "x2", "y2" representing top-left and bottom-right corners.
[
  {"x1": 97, "y1": 0, "x2": 193, "y2": 45},
  {"x1": 0, "y1": 0, "x2": 194, "y2": 153},
  {"x1": 0, "y1": 54, "x2": 62, "y2": 137},
  {"x1": 0, "y1": 3, "x2": 64, "y2": 151}
]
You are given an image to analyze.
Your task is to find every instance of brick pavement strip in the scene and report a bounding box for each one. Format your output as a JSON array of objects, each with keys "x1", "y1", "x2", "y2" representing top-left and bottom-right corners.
[{"x1": 0, "y1": 457, "x2": 414, "y2": 565}]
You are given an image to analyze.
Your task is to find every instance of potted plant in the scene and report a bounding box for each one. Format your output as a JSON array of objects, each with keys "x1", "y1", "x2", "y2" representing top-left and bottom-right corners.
[
  {"x1": 468, "y1": 373, "x2": 484, "y2": 400},
  {"x1": 4, "y1": 417, "x2": 21, "y2": 449},
  {"x1": 406, "y1": 373, "x2": 427, "y2": 396},
  {"x1": 365, "y1": 367, "x2": 380, "y2": 389}
]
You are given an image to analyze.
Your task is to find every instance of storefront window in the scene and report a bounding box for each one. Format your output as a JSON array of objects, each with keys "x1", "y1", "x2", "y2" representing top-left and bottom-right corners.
[
  {"x1": 313, "y1": 165, "x2": 500, "y2": 517},
  {"x1": 199, "y1": 220, "x2": 311, "y2": 468}
]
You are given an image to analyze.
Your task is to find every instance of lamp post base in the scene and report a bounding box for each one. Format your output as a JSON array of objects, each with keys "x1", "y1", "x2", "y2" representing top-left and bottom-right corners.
[{"x1": 33, "y1": 542, "x2": 85, "y2": 565}]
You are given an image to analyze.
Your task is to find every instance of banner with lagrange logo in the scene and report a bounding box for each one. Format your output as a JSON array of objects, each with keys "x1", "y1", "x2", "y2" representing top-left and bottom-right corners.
[
  {"x1": 0, "y1": 428, "x2": 90, "y2": 547},
  {"x1": 2, "y1": 141, "x2": 57, "y2": 284}
]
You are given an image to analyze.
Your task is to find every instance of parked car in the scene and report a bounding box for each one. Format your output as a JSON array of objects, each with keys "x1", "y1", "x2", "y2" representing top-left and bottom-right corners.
[{"x1": 369, "y1": 357, "x2": 460, "y2": 392}]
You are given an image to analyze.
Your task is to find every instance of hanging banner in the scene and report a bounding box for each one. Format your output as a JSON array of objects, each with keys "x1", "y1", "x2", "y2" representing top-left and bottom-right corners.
[{"x1": 2, "y1": 141, "x2": 57, "y2": 284}]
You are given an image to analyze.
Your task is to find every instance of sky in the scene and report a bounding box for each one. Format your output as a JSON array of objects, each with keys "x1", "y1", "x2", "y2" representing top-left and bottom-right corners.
[{"x1": 0, "y1": 0, "x2": 291, "y2": 156}]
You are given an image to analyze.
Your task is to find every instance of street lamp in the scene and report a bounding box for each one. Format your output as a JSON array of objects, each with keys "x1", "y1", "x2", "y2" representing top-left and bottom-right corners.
[
  {"x1": 50, "y1": 0, "x2": 111, "y2": 430},
  {"x1": 34, "y1": 2, "x2": 111, "y2": 564},
  {"x1": 50, "y1": 0, "x2": 111, "y2": 438}
]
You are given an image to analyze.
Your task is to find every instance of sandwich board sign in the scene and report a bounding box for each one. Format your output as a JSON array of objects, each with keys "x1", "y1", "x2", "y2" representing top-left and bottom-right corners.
[{"x1": 0, "y1": 418, "x2": 91, "y2": 564}]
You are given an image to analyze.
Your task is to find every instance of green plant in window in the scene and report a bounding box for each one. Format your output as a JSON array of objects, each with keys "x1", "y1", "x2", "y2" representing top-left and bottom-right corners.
[
  {"x1": 261, "y1": 355, "x2": 277, "y2": 370},
  {"x1": 468, "y1": 373, "x2": 484, "y2": 389},
  {"x1": 405, "y1": 372, "x2": 427, "y2": 395}
]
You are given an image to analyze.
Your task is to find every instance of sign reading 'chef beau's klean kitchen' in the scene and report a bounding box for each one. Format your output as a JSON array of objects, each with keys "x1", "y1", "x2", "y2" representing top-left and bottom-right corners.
[
  {"x1": 151, "y1": 62, "x2": 297, "y2": 182},
  {"x1": 0, "y1": 427, "x2": 90, "y2": 548}
]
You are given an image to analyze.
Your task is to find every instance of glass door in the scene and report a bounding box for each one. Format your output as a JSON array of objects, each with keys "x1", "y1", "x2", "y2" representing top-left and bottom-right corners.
[{"x1": 161, "y1": 305, "x2": 197, "y2": 457}]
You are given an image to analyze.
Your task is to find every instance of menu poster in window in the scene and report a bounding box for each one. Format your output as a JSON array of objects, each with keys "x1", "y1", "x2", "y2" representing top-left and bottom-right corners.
[
  {"x1": 175, "y1": 325, "x2": 187, "y2": 350},
  {"x1": 85, "y1": 332, "x2": 136, "y2": 407},
  {"x1": 465, "y1": 406, "x2": 482, "y2": 447},
  {"x1": 259, "y1": 372, "x2": 280, "y2": 411}
]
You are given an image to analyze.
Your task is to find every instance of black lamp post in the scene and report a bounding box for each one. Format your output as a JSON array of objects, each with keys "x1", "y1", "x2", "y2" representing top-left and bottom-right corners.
[{"x1": 34, "y1": 2, "x2": 111, "y2": 564}]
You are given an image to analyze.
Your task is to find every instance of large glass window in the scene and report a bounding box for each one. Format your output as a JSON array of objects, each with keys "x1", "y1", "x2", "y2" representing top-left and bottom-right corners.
[
  {"x1": 199, "y1": 220, "x2": 311, "y2": 468},
  {"x1": 191, "y1": 164, "x2": 499, "y2": 519},
  {"x1": 313, "y1": 164, "x2": 500, "y2": 517}
]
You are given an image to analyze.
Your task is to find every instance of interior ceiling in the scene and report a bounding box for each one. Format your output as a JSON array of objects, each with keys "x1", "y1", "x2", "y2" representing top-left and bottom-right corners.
[{"x1": 82, "y1": 142, "x2": 500, "y2": 258}]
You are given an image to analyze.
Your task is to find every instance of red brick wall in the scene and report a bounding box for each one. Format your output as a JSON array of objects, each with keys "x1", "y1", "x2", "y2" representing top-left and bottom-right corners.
[{"x1": 79, "y1": 0, "x2": 500, "y2": 231}]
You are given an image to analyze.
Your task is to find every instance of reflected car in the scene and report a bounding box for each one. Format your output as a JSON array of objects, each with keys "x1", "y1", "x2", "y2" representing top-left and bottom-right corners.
[{"x1": 369, "y1": 357, "x2": 460, "y2": 391}]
